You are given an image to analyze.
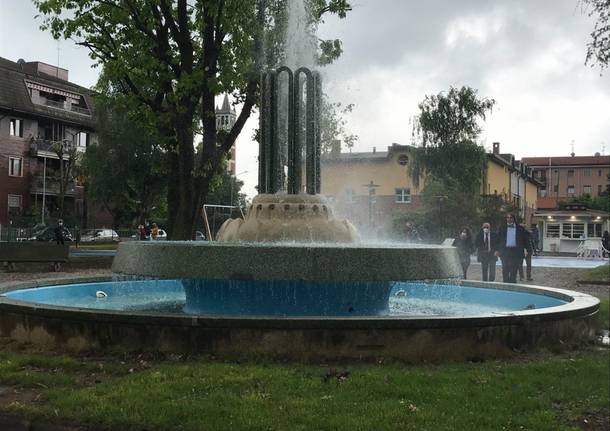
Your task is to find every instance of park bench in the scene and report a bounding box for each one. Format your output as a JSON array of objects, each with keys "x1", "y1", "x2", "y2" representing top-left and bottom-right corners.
[{"x1": 0, "y1": 243, "x2": 69, "y2": 272}]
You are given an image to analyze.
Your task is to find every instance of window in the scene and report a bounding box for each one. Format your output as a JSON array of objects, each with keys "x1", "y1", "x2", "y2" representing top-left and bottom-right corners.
[
  {"x1": 8, "y1": 157, "x2": 23, "y2": 177},
  {"x1": 598, "y1": 170, "x2": 602, "y2": 176},
  {"x1": 7, "y1": 194, "x2": 22, "y2": 212},
  {"x1": 567, "y1": 185, "x2": 575, "y2": 194},
  {"x1": 562, "y1": 223, "x2": 585, "y2": 239},
  {"x1": 395, "y1": 188, "x2": 411, "y2": 203},
  {"x1": 599, "y1": 185, "x2": 603, "y2": 195},
  {"x1": 77, "y1": 131, "x2": 89, "y2": 147},
  {"x1": 587, "y1": 223, "x2": 602, "y2": 238},
  {"x1": 553, "y1": 185, "x2": 558, "y2": 193},
  {"x1": 583, "y1": 185, "x2": 592, "y2": 194},
  {"x1": 397, "y1": 155, "x2": 409, "y2": 166},
  {"x1": 567, "y1": 169, "x2": 574, "y2": 177},
  {"x1": 584, "y1": 168, "x2": 591, "y2": 176},
  {"x1": 9, "y1": 119, "x2": 23, "y2": 137},
  {"x1": 546, "y1": 224, "x2": 560, "y2": 238}
]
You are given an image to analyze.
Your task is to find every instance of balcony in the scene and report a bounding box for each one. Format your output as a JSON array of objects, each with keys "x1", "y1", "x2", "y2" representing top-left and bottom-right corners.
[
  {"x1": 30, "y1": 175, "x2": 77, "y2": 197},
  {"x1": 44, "y1": 99, "x2": 66, "y2": 109},
  {"x1": 29, "y1": 139, "x2": 75, "y2": 159},
  {"x1": 70, "y1": 105, "x2": 91, "y2": 115}
]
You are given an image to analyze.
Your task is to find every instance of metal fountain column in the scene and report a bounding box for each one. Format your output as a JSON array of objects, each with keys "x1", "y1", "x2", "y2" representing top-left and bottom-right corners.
[{"x1": 258, "y1": 66, "x2": 321, "y2": 195}]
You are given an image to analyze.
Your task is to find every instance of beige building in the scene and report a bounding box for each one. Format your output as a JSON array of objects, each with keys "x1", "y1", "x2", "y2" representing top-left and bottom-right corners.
[
  {"x1": 320, "y1": 144, "x2": 421, "y2": 231},
  {"x1": 321, "y1": 142, "x2": 540, "y2": 233}
]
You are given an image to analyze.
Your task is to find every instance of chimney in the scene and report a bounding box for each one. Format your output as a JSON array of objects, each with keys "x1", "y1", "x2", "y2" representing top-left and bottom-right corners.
[
  {"x1": 594, "y1": 152, "x2": 601, "y2": 157},
  {"x1": 492, "y1": 142, "x2": 500, "y2": 155},
  {"x1": 24, "y1": 61, "x2": 69, "y2": 81},
  {"x1": 373, "y1": 146, "x2": 376, "y2": 154}
]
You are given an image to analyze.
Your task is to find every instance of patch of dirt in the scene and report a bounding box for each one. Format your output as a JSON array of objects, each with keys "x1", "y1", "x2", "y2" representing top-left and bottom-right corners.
[
  {"x1": 0, "y1": 385, "x2": 43, "y2": 407},
  {"x1": 572, "y1": 410, "x2": 610, "y2": 430}
]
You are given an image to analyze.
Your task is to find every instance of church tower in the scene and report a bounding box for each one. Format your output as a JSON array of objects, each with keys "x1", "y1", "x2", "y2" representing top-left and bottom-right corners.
[{"x1": 216, "y1": 94, "x2": 237, "y2": 174}]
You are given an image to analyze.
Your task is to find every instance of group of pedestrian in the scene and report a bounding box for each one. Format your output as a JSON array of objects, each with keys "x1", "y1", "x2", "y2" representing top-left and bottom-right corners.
[
  {"x1": 452, "y1": 213, "x2": 539, "y2": 283},
  {"x1": 137, "y1": 221, "x2": 159, "y2": 240}
]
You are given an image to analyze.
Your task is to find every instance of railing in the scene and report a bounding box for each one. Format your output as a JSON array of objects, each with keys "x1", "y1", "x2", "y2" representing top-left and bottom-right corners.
[
  {"x1": 31, "y1": 176, "x2": 77, "y2": 196},
  {"x1": 30, "y1": 139, "x2": 77, "y2": 157},
  {"x1": 44, "y1": 99, "x2": 66, "y2": 109},
  {"x1": 70, "y1": 105, "x2": 91, "y2": 116}
]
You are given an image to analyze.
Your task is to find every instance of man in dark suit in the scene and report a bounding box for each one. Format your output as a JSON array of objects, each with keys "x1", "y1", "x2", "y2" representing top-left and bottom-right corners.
[
  {"x1": 474, "y1": 222, "x2": 498, "y2": 281},
  {"x1": 495, "y1": 213, "x2": 530, "y2": 283}
]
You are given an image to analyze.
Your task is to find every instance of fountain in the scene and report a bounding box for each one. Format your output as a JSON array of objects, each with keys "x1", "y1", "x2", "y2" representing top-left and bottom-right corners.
[{"x1": 0, "y1": 64, "x2": 600, "y2": 361}]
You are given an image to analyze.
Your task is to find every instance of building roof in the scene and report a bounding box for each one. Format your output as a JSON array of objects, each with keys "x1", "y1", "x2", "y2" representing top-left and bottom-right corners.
[
  {"x1": 522, "y1": 155, "x2": 610, "y2": 167},
  {"x1": 216, "y1": 93, "x2": 235, "y2": 114},
  {"x1": 487, "y1": 152, "x2": 543, "y2": 186},
  {"x1": 534, "y1": 209, "x2": 609, "y2": 218},
  {"x1": 0, "y1": 56, "x2": 95, "y2": 129},
  {"x1": 322, "y1": 143, "x2": 413, "y2": 163}
]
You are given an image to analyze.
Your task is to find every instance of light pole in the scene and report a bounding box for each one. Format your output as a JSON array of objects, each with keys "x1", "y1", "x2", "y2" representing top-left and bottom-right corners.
[
  {"x1": 362, "y1": 180, "x2": 380, "y2": 227},
  {"x1": 434, "y1": 195, "x2": 448, "y2": 242},
  {"x1": 230, "y1": 170, "x2": 248, "y2": 206}
]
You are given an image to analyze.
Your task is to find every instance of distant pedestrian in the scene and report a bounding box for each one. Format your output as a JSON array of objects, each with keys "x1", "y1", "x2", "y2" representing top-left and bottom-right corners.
[
  {"x1": 453, "y1": 227, "x2": 474, "y2": 279},
  {"x1": 138, "y1": 224, "x2": 146, "y2": 241},
  {"x1": 144, "y1": 221, "x2": 152, "y2": 241},
  {"x1": 518, "y1": 225, "x2": 534, "y2": 282},
  {"x1": 474, "y1": 222, "x2": 498, "y2": 282},
  {"x1": 496, "y1": 214, "x2": 530, "y2": 283},
  {"x1": 602, "y1": 231, "x2": 610, "y2": 258},
  {"x1": 530, "y1": 225, "x2": 540, "y2": 255},
  {"x1": 151, "y1": 223, "x2": 159, "y2": 240},
  {"x1": 54, "y1": 219, "x2": 65, "y2": 245},
  {"x1": 405, "y1": 222, "x2": 421, "y2": 243}
]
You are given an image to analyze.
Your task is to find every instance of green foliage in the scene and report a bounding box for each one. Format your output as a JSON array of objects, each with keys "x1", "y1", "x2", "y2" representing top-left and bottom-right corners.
[
  {"x1": 558, "y1": 194, "x2": 610, "y2": 213},
  {"x1": 407, "y1": 86, "x2": 495, "y2": 240},
  {"x1": 0, "y1": 349, "x2": 608, "y2": 430},
  {"x1": 83, "y1": 97, "x2": 167, "y2": 227},
  {"x1": 34, "y1": 0, "x2": 352, "y2": 238},
  {"x1": 320, "y1": 100, "x2": 358, "y2": 154},
  {"x1": 582, "y1": 0, "x2": 610, "y2": 71}
]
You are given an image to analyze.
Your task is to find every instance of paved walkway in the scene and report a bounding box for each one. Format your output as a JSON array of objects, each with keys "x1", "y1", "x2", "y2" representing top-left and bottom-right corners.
[{"x1": 472, "y1": 255, "x2": 608, "y2": 268}]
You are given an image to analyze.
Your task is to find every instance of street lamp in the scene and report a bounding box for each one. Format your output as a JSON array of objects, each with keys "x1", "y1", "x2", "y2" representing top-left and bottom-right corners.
[
  {"x1": 230, "y1": 170, "x2": 248, "y2": 206},
  {"x1": 434, "y1": 195, "x2": 448, "y2": 242},
  {"x1": 362, "y1": 180, "x2": 380, "y2": 227}
]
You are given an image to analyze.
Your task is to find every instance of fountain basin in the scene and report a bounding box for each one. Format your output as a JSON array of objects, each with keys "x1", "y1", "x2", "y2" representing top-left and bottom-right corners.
[{"x1": 0, "y1": 276, "x2": 599, "y2": 362}]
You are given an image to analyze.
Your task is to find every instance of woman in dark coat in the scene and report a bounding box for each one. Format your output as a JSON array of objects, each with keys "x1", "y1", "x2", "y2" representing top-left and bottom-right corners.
[
  {"x1": 602, "y1": 231, "x2": 610, "y2": 258},
  {"x1": 453, "y1": 227, "x2": 475, "y2": 279}
]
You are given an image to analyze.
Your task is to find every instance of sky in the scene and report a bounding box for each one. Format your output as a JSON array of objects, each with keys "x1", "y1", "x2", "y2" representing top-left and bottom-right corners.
[{"x1": 1, "y1": 0, "x2": 609, "y2": 198}]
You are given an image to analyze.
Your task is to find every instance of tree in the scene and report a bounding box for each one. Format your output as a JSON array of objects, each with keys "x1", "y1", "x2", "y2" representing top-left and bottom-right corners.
[
  {"x1": 50, "y1": 140, "x2": 80, "y2": 219},
  {"x1": 582, "y1": 0, "x2": 610, "y2": 70},
  {"x1": 82, "y1": 98, "x2": 167, "y2": 227},
  {"x1": 319, "y1": 99, "x2": 358, "y2": 154},
  {"x1": 409, "y1": 86, "x2": 495, "y2": 239},
  {"x1": 35, "y1": 0, "x2": 351, "y2": 239}
]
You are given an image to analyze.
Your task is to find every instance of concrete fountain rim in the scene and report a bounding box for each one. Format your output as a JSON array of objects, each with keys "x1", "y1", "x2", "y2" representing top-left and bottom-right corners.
[
  {"x1": 110, "y1": 240, "x2": 464, "y2": 281},
  {"x1": 0, "y1": 275, "x2": 600, "y2": 329}
]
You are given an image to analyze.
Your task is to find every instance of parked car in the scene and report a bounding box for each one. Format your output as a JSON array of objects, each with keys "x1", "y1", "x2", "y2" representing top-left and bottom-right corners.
[
  {"x1": 195, "y1": 231, "x2": 206, "y2": 241},
  {"x1": 155, "y1": 229, "x2": 167, "y2": 240},
  {"x1": 80, "y1": 229, "x2": 120, "y2": 243},
  {"x1": 27, "y1": 226, "x2": 73, "y2": 242}
]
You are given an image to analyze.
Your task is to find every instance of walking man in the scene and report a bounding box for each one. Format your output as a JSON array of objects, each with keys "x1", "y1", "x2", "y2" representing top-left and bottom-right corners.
[
  {"x1": 474, "y1": 222, "x2": 497, "y2": 282},
  {"x1": 496, "y1": 213, "x2": 529, "y2": 283},
  {"x1": 54, "y1": 219, "x2": 65, "y2": 245}
]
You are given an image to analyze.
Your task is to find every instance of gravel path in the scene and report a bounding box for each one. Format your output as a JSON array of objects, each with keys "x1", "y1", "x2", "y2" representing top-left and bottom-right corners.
[{"x1": 467, "y1": 263, "x2": 609, "y2": 299}]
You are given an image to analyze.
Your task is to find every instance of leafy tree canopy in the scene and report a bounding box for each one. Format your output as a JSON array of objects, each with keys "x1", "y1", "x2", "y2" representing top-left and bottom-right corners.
[
  {"x1": 582, "y1": 0, "x2": 610, "y2": 71},
  {"x1": 34, "y1": 0, "x2": 351, "y2": 239}
]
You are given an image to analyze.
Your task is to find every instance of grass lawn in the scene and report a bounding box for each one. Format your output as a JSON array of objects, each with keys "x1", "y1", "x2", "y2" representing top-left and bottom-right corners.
[
  {"x1": 0, "y1": 346, "x2": 608, "y2": 431},
  {"x1": 579, "y1": 264, "x2": 610, "y2": 285}
]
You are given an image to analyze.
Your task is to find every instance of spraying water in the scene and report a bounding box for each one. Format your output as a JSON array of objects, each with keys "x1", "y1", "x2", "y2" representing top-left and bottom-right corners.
[{"x1": 284, "y1": 0, "x2": 317, "y2": 69}]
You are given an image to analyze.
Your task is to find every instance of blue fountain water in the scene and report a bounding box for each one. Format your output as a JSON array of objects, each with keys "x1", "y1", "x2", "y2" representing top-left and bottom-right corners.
[{"x1": 3, "y1": 279, "x2": 567, "y2": 317}]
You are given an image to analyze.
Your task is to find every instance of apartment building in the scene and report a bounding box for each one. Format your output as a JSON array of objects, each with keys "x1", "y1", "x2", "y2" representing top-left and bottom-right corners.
[
  {"x1": 522, "y1": 153, "x2": 610, "y2": 209},
  {"x1": 0, "y1": 56, "x2": 96, "y2": 226}
]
